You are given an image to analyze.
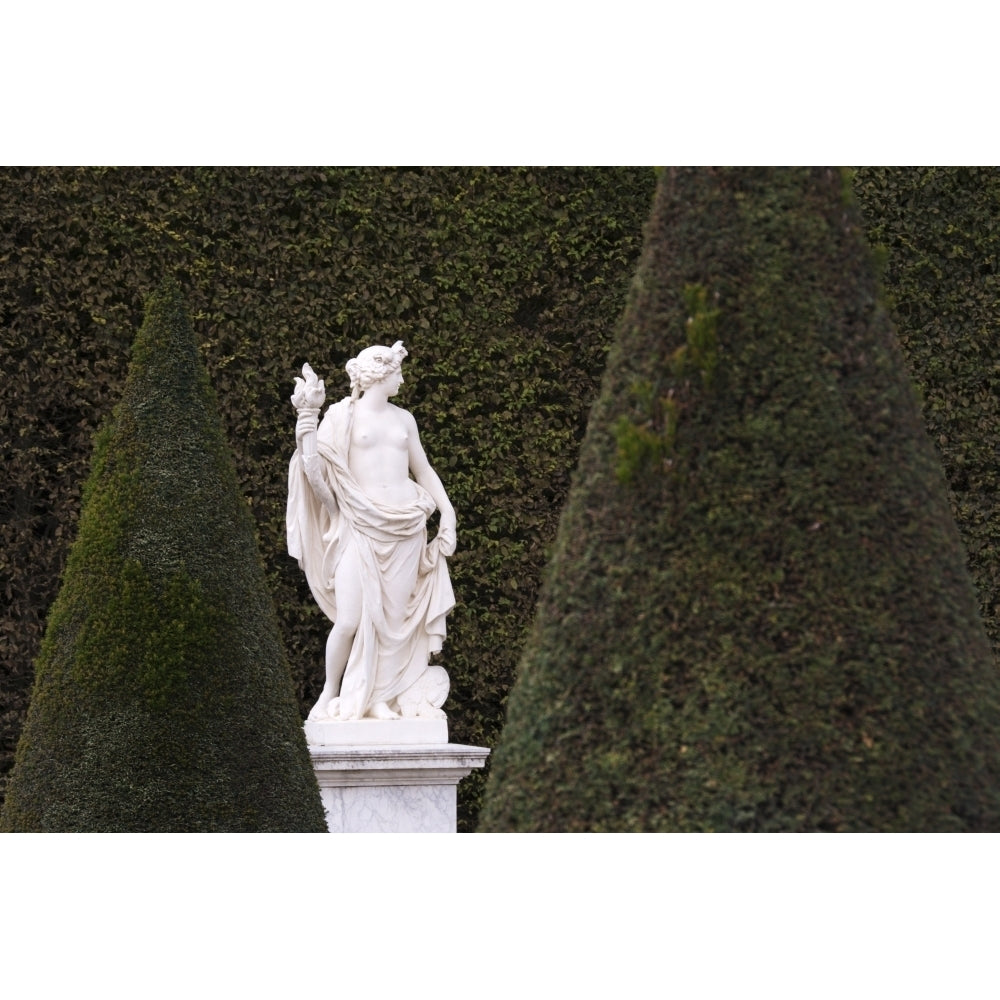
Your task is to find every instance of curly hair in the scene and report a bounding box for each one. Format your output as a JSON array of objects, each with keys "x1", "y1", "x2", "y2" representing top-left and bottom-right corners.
[{"x1": 345, "y1": 341, "x2": 408, "y2": 398}]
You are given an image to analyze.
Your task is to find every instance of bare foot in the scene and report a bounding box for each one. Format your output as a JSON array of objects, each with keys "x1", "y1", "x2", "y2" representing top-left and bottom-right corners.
[
  {"x1": 308, "y1": 694, "x2": 331, "y2": 721},
  {"x1": 369, "y1": 701, "x2": 400, "y2": 720},
  {"x1": 308, "y1": 692, "x2": 340, "y2": 721}
]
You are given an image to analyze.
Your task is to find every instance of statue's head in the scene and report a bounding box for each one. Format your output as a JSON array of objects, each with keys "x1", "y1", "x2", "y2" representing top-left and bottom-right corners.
[{"x1": 346, "y1": 341, "x2": 408, "y2": 397}]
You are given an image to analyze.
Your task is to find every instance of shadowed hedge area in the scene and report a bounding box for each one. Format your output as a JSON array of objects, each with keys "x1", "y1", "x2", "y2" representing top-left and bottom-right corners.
[
  {"x1": 480, "y1": 167, "x2": 1000, "y2": 832},
  {"x1": 853, "y1": 167, "x2": 1000, "y2": 658},
  {"x1": 1, "y1": 281, "x2": 326, "y2": 831},
  {"x1": 0, "y1": 167, "x2": 656, "y2": 829}
]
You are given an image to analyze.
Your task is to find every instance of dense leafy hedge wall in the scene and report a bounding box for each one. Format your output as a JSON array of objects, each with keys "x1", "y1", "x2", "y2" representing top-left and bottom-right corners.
[
  {"x1": 1, "y1": 281, "x2": 326, "y2": 831},
  {"x1": 480, "y1": 167, "x2": 1000, "y2": 832},
  {"x1": 0, "y1": 167, "x2": 655, "y2": 829},
  {"x1": 853, "y1": 167, "x2": 1000, "y2": 657}
]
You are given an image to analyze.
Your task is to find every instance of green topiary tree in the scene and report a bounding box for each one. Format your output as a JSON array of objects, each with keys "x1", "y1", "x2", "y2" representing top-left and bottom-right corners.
[
  {"x1": 480, "y1": 167, "x2": 1000, "y2": 832},
  {"x1": 0, "y1": 280, "x2": 326, "y2": 831}
]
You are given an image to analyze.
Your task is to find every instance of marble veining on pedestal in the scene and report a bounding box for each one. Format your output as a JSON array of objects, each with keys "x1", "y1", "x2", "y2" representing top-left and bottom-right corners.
[{"x1": 321, "y1": 782, "x2": 456, "y2": 833}]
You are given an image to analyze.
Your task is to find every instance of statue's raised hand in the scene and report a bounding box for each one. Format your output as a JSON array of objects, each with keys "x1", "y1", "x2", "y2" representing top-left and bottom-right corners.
[{"x1": 291, "y1": 363, "x2": 326, "y2": 412}]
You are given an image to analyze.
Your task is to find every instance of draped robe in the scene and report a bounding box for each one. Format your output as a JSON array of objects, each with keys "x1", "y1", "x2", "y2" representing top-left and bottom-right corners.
[{"x1": 287, "y1": 398, "x2": 454, "y2": 719}]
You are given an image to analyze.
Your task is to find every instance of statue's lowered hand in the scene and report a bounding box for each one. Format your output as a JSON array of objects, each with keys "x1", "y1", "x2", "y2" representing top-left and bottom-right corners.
[{"x1": 437, "y1": 522, "x2": 457, "y2": 558}]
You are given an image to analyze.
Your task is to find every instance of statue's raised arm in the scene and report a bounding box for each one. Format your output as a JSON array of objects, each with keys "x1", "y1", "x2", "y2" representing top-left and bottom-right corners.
[{"x1": 287, "y1": 342, "x2": 455, "y2": 727}]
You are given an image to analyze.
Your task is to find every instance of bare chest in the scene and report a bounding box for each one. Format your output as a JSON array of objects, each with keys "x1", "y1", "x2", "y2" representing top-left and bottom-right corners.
[{"x1": 350, "y1": 410, "x2": 410, "y2": 453}]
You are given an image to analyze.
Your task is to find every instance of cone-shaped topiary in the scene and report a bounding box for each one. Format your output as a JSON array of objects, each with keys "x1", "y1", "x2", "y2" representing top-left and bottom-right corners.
[
  {"x1": 0, "y1": 279, "x2": 326, "y2": 831},
  {"x1": 480, "y1": 167, "x2": 1000, "y2": 832}
]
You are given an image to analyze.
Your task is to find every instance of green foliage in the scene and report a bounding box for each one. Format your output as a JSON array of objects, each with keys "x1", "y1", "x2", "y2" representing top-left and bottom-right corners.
[
  {"x1": 853, "y1": 168, "x2": 1000, "y2": 660},
  {"x1": 481, "y1": 167, "x2": 1000, "y2": 832},
  {"x1": 0, "y1": 167, "x2": 655, "y2": 829},
  {"x1": 613, "y1": 283, "x2": 718, "y2": 485},
  {"x1": 0, "y1": 281, "x2": 326, "y2": 831},
  {"x1": 673, "y1": 283, "x2": 720, "y2": 388},
  {"x1": 613, "y1": 382, "x2": 679, "y2": 484}
]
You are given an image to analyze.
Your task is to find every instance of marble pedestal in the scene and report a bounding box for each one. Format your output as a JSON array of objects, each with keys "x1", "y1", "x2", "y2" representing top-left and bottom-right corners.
[{"x1": 306, "y1": 720, "x2": 489, "y2": 833}]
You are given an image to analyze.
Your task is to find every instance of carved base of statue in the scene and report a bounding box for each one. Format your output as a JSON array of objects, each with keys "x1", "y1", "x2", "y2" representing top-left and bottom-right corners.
[{"x1": 306, "y1": 664, "x2": 450, "y2": 726}]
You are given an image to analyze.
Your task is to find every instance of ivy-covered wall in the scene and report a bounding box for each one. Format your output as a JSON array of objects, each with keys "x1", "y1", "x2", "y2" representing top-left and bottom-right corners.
[{"x1": 0, "y1": 167, "x2": 656, "y2": 829}]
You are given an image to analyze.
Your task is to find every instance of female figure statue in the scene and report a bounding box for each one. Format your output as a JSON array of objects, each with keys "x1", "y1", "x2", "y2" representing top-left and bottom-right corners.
[{"x1": 287, "y1": 341, "x2": 456, "y2": 722}]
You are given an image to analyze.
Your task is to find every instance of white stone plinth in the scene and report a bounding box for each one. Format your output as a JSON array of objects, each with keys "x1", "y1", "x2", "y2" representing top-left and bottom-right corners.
[
  {"x1": 305, "y1": 717, "x2": 448, "y2": 746},
  {"x1": 308, "y1": 742, "x2": 490, "y2": 833}
]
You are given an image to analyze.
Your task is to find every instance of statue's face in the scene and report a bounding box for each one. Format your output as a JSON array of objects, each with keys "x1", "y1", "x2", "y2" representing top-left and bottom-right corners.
[{"x1": 384, "y1": 367, "x2": 404, "y2": 396}]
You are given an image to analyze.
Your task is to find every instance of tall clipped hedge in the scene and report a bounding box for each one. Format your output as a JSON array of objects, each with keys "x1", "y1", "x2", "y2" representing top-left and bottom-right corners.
[
  {"x1": 0, "y1": 167, "x2": 656, "y2": 829},
  {"x1": 480, "y1": 167, "x2": 1000, "y2": 832},
  {"x1": 853, "y1": 167, "x2": 1000, "y2": 658},
  {"x1": 1, "y1": 281, "x2": 326, "y2": 831}
]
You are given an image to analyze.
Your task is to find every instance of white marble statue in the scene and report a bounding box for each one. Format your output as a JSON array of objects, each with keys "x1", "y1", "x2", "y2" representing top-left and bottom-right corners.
[{"x1": 287, "y1": 341, "x2": 456, "y2": 723}]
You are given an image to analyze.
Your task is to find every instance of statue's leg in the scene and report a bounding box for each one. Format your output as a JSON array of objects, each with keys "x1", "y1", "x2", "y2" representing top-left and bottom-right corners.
[
  {"x1": 308, "y1": 543, "x2": 363, "y2": 721},
  {"x1": 360, "y1": 534, "x2": 421, "y2": 720},
  {"x1": 382, "y1": 540, "x2": 421, "y2": 633}
]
